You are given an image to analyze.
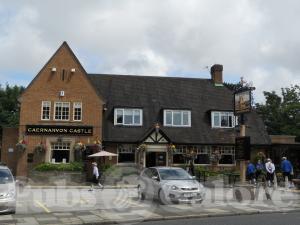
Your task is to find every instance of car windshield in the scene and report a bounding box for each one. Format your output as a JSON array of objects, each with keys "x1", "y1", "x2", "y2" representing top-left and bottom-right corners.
[
  {"x1": 158, "y1": 168, "x2": 193, "y2": 180},
  {"x1": 0, "y1": 169, "x2": 13, "y2": 184}
]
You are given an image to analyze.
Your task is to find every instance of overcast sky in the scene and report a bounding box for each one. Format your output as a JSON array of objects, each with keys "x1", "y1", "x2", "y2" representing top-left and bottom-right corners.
[{"x1": 0, "y1": 0, "x2": 299, "y2": 103}]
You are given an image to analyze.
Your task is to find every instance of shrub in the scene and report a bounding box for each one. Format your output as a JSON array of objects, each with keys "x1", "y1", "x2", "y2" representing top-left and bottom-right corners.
[{"x1": 34, "y1": 162, "x2": 84, "y2": 172}]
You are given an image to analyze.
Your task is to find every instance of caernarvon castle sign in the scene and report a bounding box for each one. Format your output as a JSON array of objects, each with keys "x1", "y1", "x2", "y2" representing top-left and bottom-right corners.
[{"x1": 26, "y1": 125, "x2": 93, "y2": 136}]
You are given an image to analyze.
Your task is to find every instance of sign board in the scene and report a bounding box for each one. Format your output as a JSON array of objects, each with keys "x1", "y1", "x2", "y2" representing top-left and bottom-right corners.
[
  {"x1": 234, "y1": 89, "x2": 252, "y2": 115},
  {"x1": 8, "y1": 148, "x2": 14, "y2": 153},
  {"x1": 26, "y1": 125, "x2": 93, "y2": 136},
  {"x1": 235, "y1": 136, "x2": 251, "y2": 160}
]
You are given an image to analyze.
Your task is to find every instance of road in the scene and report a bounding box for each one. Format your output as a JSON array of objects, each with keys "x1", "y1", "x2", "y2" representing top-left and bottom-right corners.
[
  {"x1": 16, "y1": 186, "x2": 300, "y2": 215},
  {"x1": 132, "y1": 212, "x2": 300, "y2": 225}
]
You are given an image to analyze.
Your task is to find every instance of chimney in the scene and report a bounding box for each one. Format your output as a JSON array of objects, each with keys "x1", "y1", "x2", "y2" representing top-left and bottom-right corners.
[{"x1": 210, "y1": 64, "x2": 223, "y2": 85}]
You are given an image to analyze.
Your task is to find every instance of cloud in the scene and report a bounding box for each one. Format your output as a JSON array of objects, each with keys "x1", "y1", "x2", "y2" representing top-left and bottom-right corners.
[{"x1": 0, "y1": 0, "x2": 299, "y2": 102}]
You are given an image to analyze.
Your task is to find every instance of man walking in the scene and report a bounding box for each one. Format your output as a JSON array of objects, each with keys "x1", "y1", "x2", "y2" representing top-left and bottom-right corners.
[
  {"x1": 265, "y1": 158, "x2": 275, "y2": 187},
  {"x1": 281, "y1": 157, "x2": 294, "y2": 189}
]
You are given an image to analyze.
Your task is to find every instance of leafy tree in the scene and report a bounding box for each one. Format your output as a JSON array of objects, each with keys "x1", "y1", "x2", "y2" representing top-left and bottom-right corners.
[
  {"x1": 255, "y1": 85, "x2": 300, "y2": 141},
  {"x1": 0, "y1": 84, "x2": 25, "y2": 127}
]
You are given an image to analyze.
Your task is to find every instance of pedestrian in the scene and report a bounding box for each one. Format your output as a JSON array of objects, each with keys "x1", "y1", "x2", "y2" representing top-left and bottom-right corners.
[
  {"x1": 265, "y1": 158, "x2": 275, "y2": 187},
  {"x1": 281, "y1": 157, "x2": 294, "y2": 188},
  {"x1": 89, "y1": 162, "x2": 103, "y2": 191},
  {"x1": 189, "y1": 160, "x2": 195, "y2": 176},
  {"x1": 246, "y1": 161, "x2": 256, "y2": 185},
  {"x1": 256, "y1": 159, "x2": 265, "y2": 181}
]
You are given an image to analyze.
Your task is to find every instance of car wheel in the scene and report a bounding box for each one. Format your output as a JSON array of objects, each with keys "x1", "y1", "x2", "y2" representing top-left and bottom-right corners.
[
  {"x1": 138, "y1": 186, "x2": 145, "y2": 200},
  {"x1": 158, "y1": 189, "x2": 168, "y2": 205}
]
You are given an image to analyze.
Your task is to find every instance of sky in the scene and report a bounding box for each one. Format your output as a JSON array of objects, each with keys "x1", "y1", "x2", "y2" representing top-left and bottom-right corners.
[{"x1": 0, "y1": 0, "x2": 299, "y2": 103}]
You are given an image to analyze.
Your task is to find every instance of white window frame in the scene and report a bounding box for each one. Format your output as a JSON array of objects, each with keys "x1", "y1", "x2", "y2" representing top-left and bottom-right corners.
[
  {"x1": 54, "y1": 102, "x2": 70, "y2": 121},
  {"x1": 218, "y1": 146, "x2": 236, "y2": 166},
  {"x1": 163, "y1": 110, "x2": 191, "y2": 127},
  {"x1": 114, "y1": 108, "x2": 143, "y2": 126},
  {"x1": 211, "y1": 111, "x2": 236, "y2": 128},
  {"x1": 50, "y1": 142, "x2": 71, "y2": 163},
  {"x1": 41, "y1": 101, "x2": 51, "y2": 120},
  {"x1": 73, "y1": 102, "x2": 82, "y2": 121}
]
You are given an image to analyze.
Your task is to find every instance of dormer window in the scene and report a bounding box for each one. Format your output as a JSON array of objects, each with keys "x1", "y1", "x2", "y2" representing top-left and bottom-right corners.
[
  {"x1": 114, "y1": 108, "x2": 142, "y2": 126},
  {"x1": 211, "y1": 111, "x2": 237, "y2": 128},
  {"x1": 164, "y1": 110, "x2": 191, "y2": 127}
]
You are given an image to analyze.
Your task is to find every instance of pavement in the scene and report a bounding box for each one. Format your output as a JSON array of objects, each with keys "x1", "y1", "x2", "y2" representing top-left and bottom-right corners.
[{"x1": 1, "y1": 183, "x2": 299, "y2": 225}]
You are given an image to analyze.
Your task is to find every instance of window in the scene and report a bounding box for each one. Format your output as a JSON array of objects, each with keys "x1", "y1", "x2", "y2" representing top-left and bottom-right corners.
[
  {"x1": 54, "y1": 102, "x2": 70, "y2": 121},
  {"x1": 51, "y1": 142, "x2": 70, "y2": 163},
  {"x1": 73, "y1": 102, "x2": 82, "y2": 121},
  {"x1": 194, "y1": 146, "x2": 211, "y2": 164},
  {"x1": 211, "y1": 111, "x2": 237, "y2": 128},
  {"x1": 173, "y1": 147, "x2": 186, "y2": 164},
  {"x1": 164, "y1": 110, "x2": 191, "y2": 127},
  {"x1": 41, "y1": 101, "x2": 51, "y2": 120},
  {"x1": 117, "y1": 144, "x2": 136, "y2": 163},
  {"x1": 114, "y1": 108, "x2": 142, "y2": 126},
  {"x1": 218, "y1": 146, "x2": 235, "y2": 165}
]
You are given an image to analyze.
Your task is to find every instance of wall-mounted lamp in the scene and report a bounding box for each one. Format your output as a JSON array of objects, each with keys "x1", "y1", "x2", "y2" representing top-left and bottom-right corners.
[
  {"x1": 51, "y1": 67, "x2": 57, "y2": 72},
  {"x1": 71, "y1": 68, "x2": 76, "y2": 73}
]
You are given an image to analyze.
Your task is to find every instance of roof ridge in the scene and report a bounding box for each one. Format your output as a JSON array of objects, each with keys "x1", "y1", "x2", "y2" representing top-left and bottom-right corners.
[{"x1": 88, "y1": 73, "x2": 211, "y2": 81}]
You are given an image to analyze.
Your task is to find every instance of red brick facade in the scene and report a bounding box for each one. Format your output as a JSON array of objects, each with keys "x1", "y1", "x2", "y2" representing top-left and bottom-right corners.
[{"x1": 14, "y1": 42, "x2": 104, "y2": 176}]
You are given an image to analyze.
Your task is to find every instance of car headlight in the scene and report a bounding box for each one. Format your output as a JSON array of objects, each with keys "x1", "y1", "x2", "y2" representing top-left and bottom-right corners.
[
  {"x1": 5, "y1": 190, "x2": 15, "y2": 198},
  {"x1": 171, "y1": 185, "x2": 179, "y2": 190}
]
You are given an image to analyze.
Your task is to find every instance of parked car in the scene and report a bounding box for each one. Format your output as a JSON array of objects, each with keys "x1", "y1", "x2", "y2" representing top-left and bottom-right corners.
[
  {"x1": 137, "y1": 167, "x2": 205, "y2": 204},
  {"x1": 0, "y1": 165, "x2": 16, "y2": 214}
]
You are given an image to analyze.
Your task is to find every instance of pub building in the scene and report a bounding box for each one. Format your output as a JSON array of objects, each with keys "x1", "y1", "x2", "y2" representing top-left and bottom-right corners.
[{"x1": 1, "y1": 42, "x2": 272, "y2": 177}]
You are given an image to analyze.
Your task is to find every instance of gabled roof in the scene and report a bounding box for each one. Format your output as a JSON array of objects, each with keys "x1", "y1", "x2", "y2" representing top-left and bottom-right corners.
[{"x1": 88, "y1": 74, "x2": 270, "y2": 145}]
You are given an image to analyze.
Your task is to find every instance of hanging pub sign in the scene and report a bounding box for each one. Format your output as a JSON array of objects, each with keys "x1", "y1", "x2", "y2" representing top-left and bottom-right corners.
[
  {"x1": 26, "y1": 125, "x2": 93, "y2": 136},
  {"x1": 235, "y1": 136, "x2": 251, "y2": 160},
  {"x1": 234, "y1": 89, "x2": 252, "y2": 115}
]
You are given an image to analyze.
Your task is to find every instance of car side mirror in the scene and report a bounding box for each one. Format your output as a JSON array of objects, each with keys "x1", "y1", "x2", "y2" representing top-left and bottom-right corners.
[{"x1": 152, "y1": 176, "x2": 159, "y2": 181}]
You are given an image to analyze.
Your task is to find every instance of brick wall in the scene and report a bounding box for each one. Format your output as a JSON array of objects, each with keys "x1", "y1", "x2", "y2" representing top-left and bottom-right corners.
[
  {"x1": 1, "y1": 127, "x2": 19, "y2": 175},
  {"x1": 17, "y1": 42, "x2": 104, "y2": 176}
]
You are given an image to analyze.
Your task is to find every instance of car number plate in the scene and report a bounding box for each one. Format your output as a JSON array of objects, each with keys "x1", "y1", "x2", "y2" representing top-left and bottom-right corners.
[{"x1": 183, "y1": 193, "x2": 197, "y2": 197}]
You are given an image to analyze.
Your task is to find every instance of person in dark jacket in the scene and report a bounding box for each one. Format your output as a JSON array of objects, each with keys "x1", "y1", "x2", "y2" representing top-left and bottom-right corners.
[
  {"x1": 256, "y1": 159, "x2": 265, "y2": 181},
  {"x1": 281, "y1": 157, "x2": 294, "y2": 188},
  {"x1": 246, "y1": 161, "x2": 256, "y2": 184}
]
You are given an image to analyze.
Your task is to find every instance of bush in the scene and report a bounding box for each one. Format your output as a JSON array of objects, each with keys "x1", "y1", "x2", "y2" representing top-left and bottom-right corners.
[{"x1": 34, "y1": 162, "x2": 84, "y2": 172}]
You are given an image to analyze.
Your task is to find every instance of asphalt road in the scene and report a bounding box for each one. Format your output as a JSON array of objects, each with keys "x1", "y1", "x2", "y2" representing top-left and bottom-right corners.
[
  {"x1": 16, "y1": 186, "x2": 300, "y2": 214},
  {"x1": 134, "y1": 212, "x2": 300, "y2": 225}
]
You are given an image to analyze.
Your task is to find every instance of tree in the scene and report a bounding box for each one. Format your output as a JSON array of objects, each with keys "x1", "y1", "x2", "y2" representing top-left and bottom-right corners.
[
  {"x1": 255, "y1": 85, "x2": 300, "y2": 141},
  {"x1": 0, "y1": 84, "x2": 25, "y2": 127}
]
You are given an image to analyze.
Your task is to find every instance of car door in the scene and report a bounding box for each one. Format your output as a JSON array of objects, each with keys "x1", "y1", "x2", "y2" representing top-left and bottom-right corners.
[{"x1": 150, "y1": 168, "x2": 161, "y2": 198}]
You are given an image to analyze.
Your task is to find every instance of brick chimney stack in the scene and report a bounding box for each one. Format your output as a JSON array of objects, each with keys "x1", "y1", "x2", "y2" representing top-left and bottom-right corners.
[{"x1": 210, "y1": 64, "x2": 223, "y2": 85}]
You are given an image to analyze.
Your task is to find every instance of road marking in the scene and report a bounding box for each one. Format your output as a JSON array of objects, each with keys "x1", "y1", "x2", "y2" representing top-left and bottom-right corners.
[
  {"x1": 80, "y1": 197, "x2": 89, "y2": 204},
  {"x1": 114, "y1": 198, "x2": 141, "y2": 207},
  {"x1": 35, "y1": 200, "x2": 51, "y2": 213}
]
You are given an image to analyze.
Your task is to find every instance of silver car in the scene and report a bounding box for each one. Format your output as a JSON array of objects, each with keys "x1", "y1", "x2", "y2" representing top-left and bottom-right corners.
[
  {"x1": 0, "y1": 165, "x2": 16, "y2": 214},
  {"x1": 137, "y1": 167, "x2": 205, "y2": 204}
]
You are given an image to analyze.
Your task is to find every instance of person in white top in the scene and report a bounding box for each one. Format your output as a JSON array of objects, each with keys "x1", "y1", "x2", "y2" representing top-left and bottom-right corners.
[
  {"x1": 89, "y1": 162, "x2": 103, "y2": 191},
  {"x1": 265, "y1": 158, "x2": 275, "y2": 187}
]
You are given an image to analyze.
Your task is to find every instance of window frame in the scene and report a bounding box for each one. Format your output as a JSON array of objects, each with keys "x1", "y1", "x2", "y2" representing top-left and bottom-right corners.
[
  {"x1": 73, "y1": 102, "x2": 82, "y2": 121},
  {"x1": 163, "y1": 110, "x2": 191, "y2": 127},
  {"x1": 114, "y1": 108, "x2": 143, "y2": 126},
  {"x1": 41, "y1": 101, "x2": 51, "y2": 121},
  {"x1": 211, "y1": 111, "x2": 237, "y2": 128},
  {"x1": 54, "y1": 102, "x2": 70, "y2": 121}
]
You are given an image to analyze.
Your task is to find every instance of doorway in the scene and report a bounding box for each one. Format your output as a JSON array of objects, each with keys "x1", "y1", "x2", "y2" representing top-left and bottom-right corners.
[{"x1": 146, "y1": 152, "x2": 166, "y2": 167}]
